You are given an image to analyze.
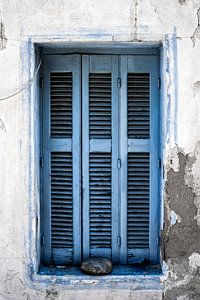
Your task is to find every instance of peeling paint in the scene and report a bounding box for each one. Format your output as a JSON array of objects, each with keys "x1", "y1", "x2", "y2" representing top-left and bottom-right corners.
[
  {"x1": 168, "y1": 146, "x2": 180, "y2": 172},
  {"x1": 164, "y1": 145, "x2": 200, "y2": 299},
  {"x1": 170, "y1": 210, "x2": 182, "y2": 226},
  {"x1": 185, "y1": 142, "x2": 200, "y2": 226},
  {"x1": 188, "y1": 253, "x2": 200, "y2": 273},
  {"x1": 164, "y1": 150, "x2": 200, "y2": 260}
]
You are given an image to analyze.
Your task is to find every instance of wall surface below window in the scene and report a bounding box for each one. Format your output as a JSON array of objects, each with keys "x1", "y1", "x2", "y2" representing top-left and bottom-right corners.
[{"x1": 0, "y1": 0, "x2": 200, "y2": 299}]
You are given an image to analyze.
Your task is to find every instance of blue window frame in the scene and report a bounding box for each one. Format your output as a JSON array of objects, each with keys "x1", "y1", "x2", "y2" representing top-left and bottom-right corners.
[{"x1": 41, "y1": 52, "x2": 160, "y2": 267}]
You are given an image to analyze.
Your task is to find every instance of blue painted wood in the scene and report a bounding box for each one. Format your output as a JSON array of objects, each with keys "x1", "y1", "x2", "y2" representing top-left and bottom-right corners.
[
  {"x1": 42, "y1": 50, "x2": 160, "y2": 266},
  {"x1": 72, "y1": 54, "x2": 82, "y2": 265},
  {"x1": 42, "y1": 45, "x2": 159, "y2": 55},
  {"x1": 120, "y1": 55, "x2": 128, "y2": 264},
  {"x1": 42, "y1": 55, "x2": 51, "y2": 264},
  {"x1": 82, "y1": 55, "x2": 116, "y2": 260},
  {"x1": 90, "y1": 139, "x2": 111, "y2": 152},
  {"x1": 42, "y1": 55, "x2": 81, "y2": 265},
  {"x1": 43, "y1": 55, "x2": 74, "y2": 264},
  {"x1": 120, "y1": 55, "x2": 159, "y2": 264},
  {"x1": 128, "y1": 139, "x2": 150, "y2": 152},
  {"x1": 50, "y1": 138, "x2": 72, "y2": 152},
  {"x1": 111, "y1": 55, "x2": 120, "y2": 264},
  {"x1": 148, "y1": 56, "x2": 159, "y2": 263},
  {"x1": 82, "y1": 55, "x2": 90, "y2": 259}
]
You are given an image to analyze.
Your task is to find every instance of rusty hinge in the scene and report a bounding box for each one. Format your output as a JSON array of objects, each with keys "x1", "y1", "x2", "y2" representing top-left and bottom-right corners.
[
  {"x1": 117, "y1": 78, "x2": 121, "y2": 88},
  {"x1": 117, "y1": 236, "x2": 121, "y2": 247},
  {"x1": 158, "y1": 158, "x2": 161, "y2": 168},
  {"x1": 117, "y1": 158, "x2": 121, "y2": 169},
  {"x1": 40, "y1": 157, "x2": 44, "y2": 168},
  {"x1": 41, "y1": 235, "x2": 45, "y2": 246},
  {"x1": 40, "y1": 77, "x2": 44, "y2": 88},
  {"x1": 158, "y1": 77, "x2": 161, "y2": 89}
]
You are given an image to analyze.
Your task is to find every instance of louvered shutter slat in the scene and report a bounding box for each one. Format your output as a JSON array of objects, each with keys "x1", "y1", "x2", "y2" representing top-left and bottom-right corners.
[
  {"x1": 128, "y1": 73, "x2": 150, "y2": 139},
  {"x1": 50, "y1": 70, "x2": 73, "y2": 257},
  {"x1": 51, "y1": 72, "x2": 72, "y2": 138},
  {"x1": 89, "y1": 153, "x2": 112, "y2": 250},
  {"x1": 127, "y1": 73, "x2": 150, "y2": 263},
  {"x1": 51, "y1": 152, "x2": 73, "y2": 249},
  {"x1": 89, "y1": 73, "x2": 112, "y2": 139},
  {"x1": 89, "y1": 72, "x2": 112, "y2": 256}
]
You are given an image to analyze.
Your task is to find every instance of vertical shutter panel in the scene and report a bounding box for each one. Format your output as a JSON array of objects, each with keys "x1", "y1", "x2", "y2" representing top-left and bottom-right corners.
[
  {"x1": 89, "y1": 73, "x2": 112, "y2": 253},
  {"x1": 120, "y1": 55, "x2": 159, "y2": 264},
  {"x1": 82, "y1": 55, "x2": 119, "y2": 260},
  {"x1": 50, "y1": 70, "x2": 74, "y2": 264},
  {"x1": 127, "y1": 73, "x2": 150, "y2": 263},
  {"x1": 42, "y1": 55, "x2": 81, "y2": 266}
]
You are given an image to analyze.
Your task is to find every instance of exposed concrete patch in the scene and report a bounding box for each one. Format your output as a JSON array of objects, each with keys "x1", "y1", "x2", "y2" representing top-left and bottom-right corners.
[
  {"x1": 163, "y1": 150, "x2": 200, "y2": 260},
  {"x1": 185, "y1": 141, "x2": 200, "y2": 226},
  {"x1": 163, "y1": 145, "x2": 200, "y2": 299},
  {"x1": 164, "y1": 275, "x2": 200, "y2": 300},
  {"x1": 191, "y1": 7, "x2": 200, "y2": 47},
  {"x1": 168, "y1": 146, "x2": 180, "y2": 172},
  {"x1": 0, "y1": 21, "x2": 7, "y2": 51}
]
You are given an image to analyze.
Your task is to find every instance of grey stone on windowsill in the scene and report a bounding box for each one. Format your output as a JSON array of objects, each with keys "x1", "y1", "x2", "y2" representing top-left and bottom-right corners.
[{"x1": 81, "y1": 257, "x2": 112, "y2": 275}]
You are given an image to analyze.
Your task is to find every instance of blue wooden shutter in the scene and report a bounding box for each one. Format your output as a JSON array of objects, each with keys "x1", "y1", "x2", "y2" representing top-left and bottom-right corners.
[
  {"x1": 120, "y1": 55, "x2": 159, "y2": 264},
  {"x1": 42, "y1": 55, "x2": 81, "y2": 265},
  {"x1": 82, "y1": 55, "x2": 119, "y2": 262}
]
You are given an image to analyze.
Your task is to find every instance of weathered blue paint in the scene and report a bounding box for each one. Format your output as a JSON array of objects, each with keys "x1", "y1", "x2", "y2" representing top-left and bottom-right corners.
[
  {"x1": 119, "y1": 55, "x2": 160, "y2": 264},
  {"x1": 21, "y1": 38, "x2": 176, "y2": 290},
  {"x1": 159, "y1": 31, "x2": 178, "y2": 232},
  {"x1": 31, "y1": 265, "x2": 163, "y2": 291},
  {"x1": 172, "y1": 27, "x2": 178, "y2": 145}
]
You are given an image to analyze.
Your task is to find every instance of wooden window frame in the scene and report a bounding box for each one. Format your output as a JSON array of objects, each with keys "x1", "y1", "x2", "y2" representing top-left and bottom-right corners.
[
  {"x1": 23, "y1": 40, "x2": 177, "y2": 287},
  {"x1": 40, "y1": 50, "x2": 160, "y2": 267}
]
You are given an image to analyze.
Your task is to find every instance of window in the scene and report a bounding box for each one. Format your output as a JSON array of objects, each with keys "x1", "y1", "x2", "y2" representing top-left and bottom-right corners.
[{"x1": 40, "y1": 52, "x2": 160, "y2": 267}]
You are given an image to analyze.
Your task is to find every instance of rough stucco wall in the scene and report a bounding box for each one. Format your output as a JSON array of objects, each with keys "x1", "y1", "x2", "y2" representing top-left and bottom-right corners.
[{"x1": 0, "y1": 0, "x2": 200, "y2": 299}]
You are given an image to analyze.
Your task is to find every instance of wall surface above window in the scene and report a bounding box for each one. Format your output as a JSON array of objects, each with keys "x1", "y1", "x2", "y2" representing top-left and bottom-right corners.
[{"x1": 0, "y1": 1, "x2": 200, "y2": 299}]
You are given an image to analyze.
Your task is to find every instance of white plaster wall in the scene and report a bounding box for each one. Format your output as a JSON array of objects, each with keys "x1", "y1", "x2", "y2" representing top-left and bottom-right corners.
[{"x1": 0, "y1": 0, "x2": 200, "y2": 299}]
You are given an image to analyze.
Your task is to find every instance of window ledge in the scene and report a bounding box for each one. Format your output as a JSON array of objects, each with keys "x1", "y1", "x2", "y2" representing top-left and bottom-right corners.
[{"x1": 31, "y1": 265, "x2": 165, "y2": 291}]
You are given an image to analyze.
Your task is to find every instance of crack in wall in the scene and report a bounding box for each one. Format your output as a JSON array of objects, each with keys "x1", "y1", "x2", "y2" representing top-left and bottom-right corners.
[
  {"x1": 133, "y1": 0, "x2": 138, "y2": 40},
  {"x1": 191, "y1": 7, "x2": 200, "y2": 47},
  {"x1": 0, "y1": 21, "x2": 7, "y2": 51},
  {"x1": 178, "y1": 0, "x2": 189, "y2": 5},
  {"x1": 0, "y1": 119, "x2": 7, "y2": 133}
]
